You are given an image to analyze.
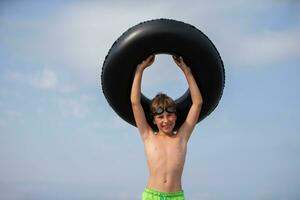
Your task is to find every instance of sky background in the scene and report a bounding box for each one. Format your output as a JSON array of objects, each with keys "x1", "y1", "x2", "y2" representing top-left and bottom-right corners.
[{"x1": 0, "y1": 0, "x2": 300, "y2": 199}]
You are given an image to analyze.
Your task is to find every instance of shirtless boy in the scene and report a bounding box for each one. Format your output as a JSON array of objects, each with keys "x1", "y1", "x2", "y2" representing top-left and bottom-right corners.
[{"x1": 131, "y1": 55, "x2": 203, "y2": 200}]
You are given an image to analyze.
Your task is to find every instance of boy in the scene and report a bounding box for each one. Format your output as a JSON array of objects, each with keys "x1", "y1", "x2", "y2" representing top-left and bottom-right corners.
[{"x1": 131, "y1": 55, "x2": 203, "y2": 200}]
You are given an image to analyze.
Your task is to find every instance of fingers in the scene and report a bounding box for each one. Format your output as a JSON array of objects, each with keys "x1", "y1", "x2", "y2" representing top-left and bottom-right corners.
[
  {"x1": 145, "y1": 54, "x2": 155, "y2": 66},
  {"x1": 139, "y1": 54, "x2": 155, "y2": 68},
  {"x1": 147, "y1": 54, "x2": 155, "y2": 64},
  {"x1": 172, "y1": 55, "x2": 184, "y2": 66},
  {"x1": 140, "y1": 54, "x2": 187, "y2": 69},
  {"x1": 172, "y1": 55, "x2": 180, "y2": 61}
]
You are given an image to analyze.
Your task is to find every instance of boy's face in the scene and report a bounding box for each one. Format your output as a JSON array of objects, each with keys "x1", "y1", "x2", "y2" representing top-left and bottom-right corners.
[{"x1": 153, "y1": 112, "x2": 177, "y2": 134}]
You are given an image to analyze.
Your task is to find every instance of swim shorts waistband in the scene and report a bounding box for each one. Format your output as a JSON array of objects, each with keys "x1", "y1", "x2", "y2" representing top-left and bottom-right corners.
[{"x1": 143, "y1": 187, "x2": 184, "y2": 197}]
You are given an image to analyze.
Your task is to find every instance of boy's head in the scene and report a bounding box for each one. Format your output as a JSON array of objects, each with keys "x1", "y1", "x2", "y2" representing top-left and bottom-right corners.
[{"x1": 150, "y1": 93, "x2": 177, "y2": 134}]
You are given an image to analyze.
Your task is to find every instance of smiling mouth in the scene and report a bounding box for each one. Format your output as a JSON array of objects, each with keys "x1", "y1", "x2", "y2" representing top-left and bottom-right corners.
[{"x1": 162, "y1": 124, "x2": 172, "y2": 129}]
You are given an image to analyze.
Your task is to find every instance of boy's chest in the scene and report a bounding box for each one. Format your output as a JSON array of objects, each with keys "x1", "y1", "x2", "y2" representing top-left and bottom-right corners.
[{"x1": 144, "y1": 137, "x2": 187, "y2": 160}]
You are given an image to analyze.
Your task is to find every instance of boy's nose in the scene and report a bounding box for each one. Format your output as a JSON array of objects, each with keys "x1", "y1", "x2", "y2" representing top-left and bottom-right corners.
[
  {"x1": 164, "y1": 117, "x2": 172, "y2": 123},
  {"x1": 162, "y1": 116, "x2": 168, "y2": 122}
]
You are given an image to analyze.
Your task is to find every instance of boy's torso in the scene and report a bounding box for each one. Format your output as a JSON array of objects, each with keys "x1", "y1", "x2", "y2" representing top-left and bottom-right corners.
[{"x1": 143, "y1": 131, "x2": 187, "y2": 192}]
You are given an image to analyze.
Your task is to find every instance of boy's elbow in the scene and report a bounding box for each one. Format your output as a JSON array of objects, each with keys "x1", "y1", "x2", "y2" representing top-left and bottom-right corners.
[
  {"x1": 131, "y1": 99, "x2": 140, "y2": 106},
  {"x1": 130, "y1": 95, "x2": 138, "y2": 104},
  {"x1": 193, "y1": 100, "x2": 203, "y2": 109},
  {"x1": 198, "y1": 96, "x2": 203, "y2": 106}
]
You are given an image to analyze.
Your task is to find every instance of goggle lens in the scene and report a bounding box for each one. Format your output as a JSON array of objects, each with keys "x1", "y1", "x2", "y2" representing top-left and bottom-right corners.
[{"x1": 152, "y1": 106, "x2": 176, "y2": 116}]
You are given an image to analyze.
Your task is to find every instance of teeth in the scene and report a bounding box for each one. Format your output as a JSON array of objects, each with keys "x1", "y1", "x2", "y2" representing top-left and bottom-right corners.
[{"x1": 161, "y1": 124, "x2": 172, "y2": 129}]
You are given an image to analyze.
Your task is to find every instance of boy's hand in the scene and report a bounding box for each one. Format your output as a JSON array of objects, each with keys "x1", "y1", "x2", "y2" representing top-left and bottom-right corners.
[
  {"x1": 137, "y1": 54, "x2": 155, "y2": 70},
  {"x1": 172, "y1": 55, "x2": 190, "y2": 73}
]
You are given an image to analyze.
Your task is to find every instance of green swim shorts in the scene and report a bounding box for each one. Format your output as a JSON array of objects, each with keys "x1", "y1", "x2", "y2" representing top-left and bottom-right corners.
[{"x1": 142, "y1": 187, "x2": 185, "y2": 200}]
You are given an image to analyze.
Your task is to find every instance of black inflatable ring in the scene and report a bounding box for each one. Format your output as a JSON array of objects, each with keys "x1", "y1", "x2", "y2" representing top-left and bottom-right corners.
[{"x1": 101, "y1": 18, "x2": 225, "y2": 130}]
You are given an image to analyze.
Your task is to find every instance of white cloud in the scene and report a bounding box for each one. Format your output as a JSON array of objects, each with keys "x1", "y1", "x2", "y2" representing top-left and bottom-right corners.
[
  {"x1": 59, "y1": 98, "x2": 86, "y2": 118},
  {"x1": 2, "y1": 0, "x2": 299, "y2": 88},
  {"x1": 6, "y1": 68, "x2": 57, "y2": 90},
  {"x1": 41, "y1": 0, "x2": 300, "y2": 73},
  {"x1": 18, "y1": 1, "x2": 171, "y2": 85},
  {"x1": 5, "y1": 68, "x2": 77, "y2": 93},
  {"x1": 224, "y1": 27, "x2": 300, "y2": 68},
  {"x1": 31, "y1": 68, "x2": 57, "y2": 89},
  {"x1": 58, "y1": 95, "x2": 95, "y2": 118}
]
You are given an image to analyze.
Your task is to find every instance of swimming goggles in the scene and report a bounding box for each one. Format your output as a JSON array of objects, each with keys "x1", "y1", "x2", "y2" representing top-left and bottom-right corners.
[{"x1": 151, "y1": 106, "x2": 176, "y2": 116}]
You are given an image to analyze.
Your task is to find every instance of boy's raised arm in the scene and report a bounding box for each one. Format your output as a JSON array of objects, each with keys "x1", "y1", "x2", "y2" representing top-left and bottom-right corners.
[
  {"x1": 173, "y1": 56, "x2": 203, "y2": 141},
  {"x1": 131, "y1": 55, "x2": 155, "y2": 140}
]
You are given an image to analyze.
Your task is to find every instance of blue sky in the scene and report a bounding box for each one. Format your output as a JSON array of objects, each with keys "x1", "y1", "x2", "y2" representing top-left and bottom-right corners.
[{"x1": 1, "y1": 0, "x2": 300, "y2": 199}]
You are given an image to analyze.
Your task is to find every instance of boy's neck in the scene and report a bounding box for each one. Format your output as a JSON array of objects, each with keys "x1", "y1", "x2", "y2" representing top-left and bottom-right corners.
[{"x1": 156, "y1": 130, "x2": 176, "y2": 138}]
